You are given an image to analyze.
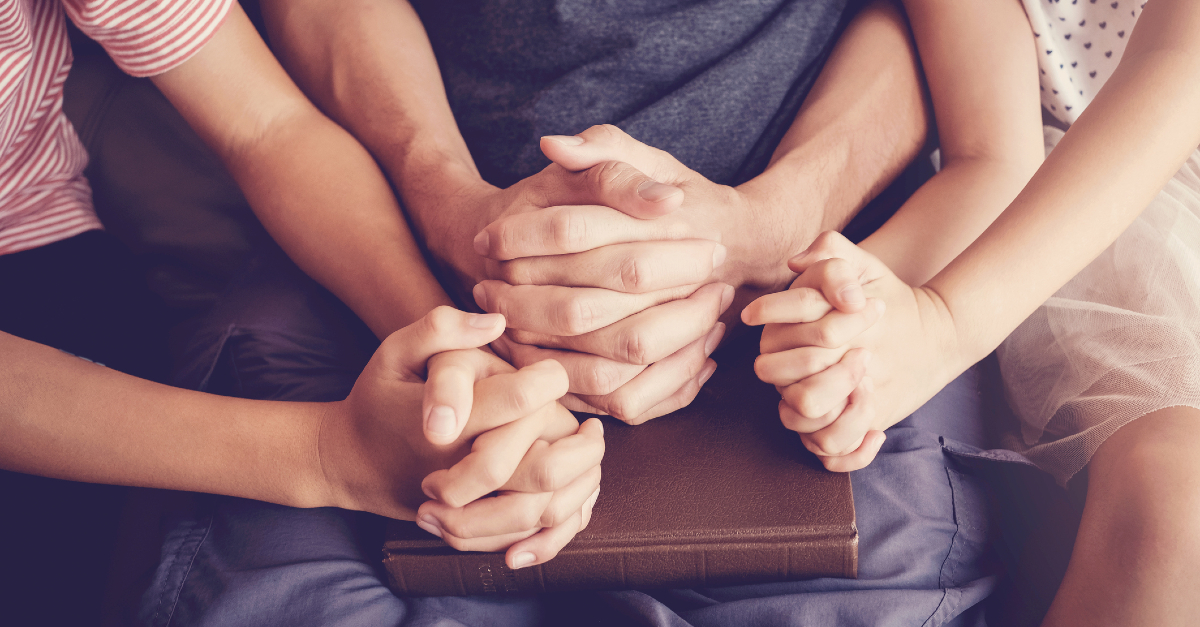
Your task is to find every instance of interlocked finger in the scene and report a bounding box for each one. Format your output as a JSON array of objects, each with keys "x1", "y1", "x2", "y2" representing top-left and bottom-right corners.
[
  {"x1": 778, "y1": 348, "x2": 871, "y2": 424},
  {"x1": 501, "y1": 418, "x2": 605, "y2": 494},
  {"x1": 423, "y1": 348, "x2": 514, "y2": 445},
  {"x1": 754, "y1": 345, "x2": 843, "y2": 387},
  {"x1": 799, "y1": 378, "x2": 878, "y2": 458},
  {"x1": 475, "y1": 280, "x2": 697, "y2": 336},
  {"x1": 508, "y1": 283, "x2": 732, "y2": 366},
  {"x1": 487, "y1": 239, "x2": 725, "y2": 294},
  {"x1": 477, "y1": 204, "x2": 696, "y2": 261},
  {"x1": 496, "y1": 336, "x2": 645, "y2": 396},
  {"x1": 573, "y1": 324, "x2": 722, "y2": 424},
  {"x1": 759, "y1": 298, "x2": 884, "y2": 353},
  {"x1": 741, "y1": 287, "x2": 833, "y2": 327}
]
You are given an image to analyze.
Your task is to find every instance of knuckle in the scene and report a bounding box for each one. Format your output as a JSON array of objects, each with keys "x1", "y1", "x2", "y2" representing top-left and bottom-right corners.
[
  {"x1": 505, "y1": 383, "x2": 539, "y2": 414},
  {"x1": 617, "y1": 256, "x2": 652, "y2": 292},
  {"x1": 549, "y1": 209, "x2": 587, "y2": 252},
  {"x1": 809, "y1": 432, "x2": 838, "y2": 456},
  {"x1": 559, "y1": 296, "x2": 598, "y2": 335},
  {"x1": 541, "y1": 501, "x2": 572, "y2": 528},
  {"x1": 478, "y1": 458, "x2": 510, "y2": 492},
  {"x1": 585, "y1": 362, "x2": 624, "y2": 396},
  {"x1": 586, "y1": 123, "x2": 625, "y2": 145},
  {"x1": 812, "y1": 230, "x2": 842, "y2": 254},
  {"x1": 588, "y1": 160, "x2": 627, "y2": 193},
  {"x1": 439, "y1": 516, "x2": 470, "y2": 539},
  {"x1": 619, "y1": 329, "x2": 650, "y2": 365},
  {"x1": 606, "y1": 394, "x2": 642, "y2": 425},
  {"x1": 531, "y1": 460, "x2": 563, "y2": 493},
  {"x1": 813, "y1": 324, "x2": 840, "y2": 348},
  {"x1": 796, "y1": 394, "x2": 826, "y2": 421},
  {"x1": 426, "y1": 305, "x2": 458, "y2": 335}
]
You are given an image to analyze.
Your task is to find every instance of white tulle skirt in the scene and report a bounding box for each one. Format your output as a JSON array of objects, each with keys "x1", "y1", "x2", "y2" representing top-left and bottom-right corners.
[{"x1": 996, "y1": 128, "x2": 1200, "y2": 486}]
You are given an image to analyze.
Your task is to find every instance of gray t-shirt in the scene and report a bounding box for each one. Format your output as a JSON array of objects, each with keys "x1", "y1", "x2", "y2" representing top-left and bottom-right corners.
[{"x1": 411, "y1": 0, "x2": 852, "y2": 187}]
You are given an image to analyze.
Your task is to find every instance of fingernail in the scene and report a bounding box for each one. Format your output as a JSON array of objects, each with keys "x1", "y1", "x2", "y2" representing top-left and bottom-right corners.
[
  {"x1": 426, "y1": 405, "x2": 457, "y2": 437},
  {"x1": 512, "y1": 552, "x2": 536, "y2": 569},
  {"x1": 712, "y1": 244, "x2": 727, "y2": 270},
  {"x1": 839, "y1": 284, "x2": 865, "y2": 307},
  {"x1": 705, "y1": 322, "x2": 725, "y2": 356},
  {"x1": 416, "y1": 516, "x2": 443, "y2": 539},
  {"x1": 719, "y1": 285, "x2": 735, "y2": 314},
  {"x1": 584, "y1": 488, "x2": 601, "y2": 513},
  {"x1": 699, "y1": 362, "x2": 718, "y2": 386},
  {"x1": 469, "y1": 313, "x2": 503, "y2": 329},
  {"x1": 637, "y1": 180, "x2": 680, "y2": 202},
  {"x1": 472, "y1": 283, "x2": 488, "y2": 310},
  {"x1": 545, "y1": 134, "x2": 584, "y2": 146},
  {"x1": 473, "y1": 230, "x2": 490, "y2": 256}
]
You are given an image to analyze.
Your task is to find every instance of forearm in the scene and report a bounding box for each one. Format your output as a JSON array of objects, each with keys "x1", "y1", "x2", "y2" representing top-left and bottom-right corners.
[
  {"x1": 859, "y1": 0, "x2": 1043, "y2": 286},
  {"x1": 0, "y1": 333, "x2": 329, "y2": 508},
  {"x1": 930, "y1": 20, "x2": 1200, "y2": 367},
  {"x1": 860, "y1": 157, "x2": 1036, "y2": 286},
  {"x1": 153, "y1": 3, "x2": 451, "y2": 338},
  {"x1": 261, "y1": 0, "x2": 487, "y2": 280},
  {"x1": 737, "y1": 0, "x2": 929, "y2": 291},
  {"x1": 224, "y1": 109, "x2": 452, "y2": 337}
]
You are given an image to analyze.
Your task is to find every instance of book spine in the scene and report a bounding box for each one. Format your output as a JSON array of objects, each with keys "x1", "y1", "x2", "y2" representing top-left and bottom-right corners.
[{"x1": 385, "y1": 537, "x2": 857, "y2": 597}]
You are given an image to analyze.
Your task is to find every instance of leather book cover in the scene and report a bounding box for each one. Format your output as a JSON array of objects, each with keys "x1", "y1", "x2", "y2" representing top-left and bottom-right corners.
[{"x1": 383, "y1": 336, "x2": 858, "y2": 596}]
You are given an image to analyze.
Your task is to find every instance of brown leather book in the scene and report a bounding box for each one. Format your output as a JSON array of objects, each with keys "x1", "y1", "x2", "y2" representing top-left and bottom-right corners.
[{"x1": 382, "y1": 338, "x2": 858, "y2": 596}]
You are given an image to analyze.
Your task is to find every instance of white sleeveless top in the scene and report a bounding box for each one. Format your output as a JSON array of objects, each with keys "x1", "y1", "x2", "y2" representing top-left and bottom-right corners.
[{"x1": 1022, "y1": 0, "x2": 1144, "y2": 124}]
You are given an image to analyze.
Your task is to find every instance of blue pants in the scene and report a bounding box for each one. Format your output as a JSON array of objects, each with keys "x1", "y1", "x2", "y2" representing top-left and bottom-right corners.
[{"x1": 137, "y1": 248, "x2": 1032, "y2": 627}]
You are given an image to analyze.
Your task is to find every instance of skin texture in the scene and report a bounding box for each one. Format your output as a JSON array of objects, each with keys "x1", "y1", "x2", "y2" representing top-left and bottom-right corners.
[
  {"x1": 745, "y1": 0, "x2": 1043, "y2": 467},
  {"x1": 3, "y1": 5, "x2": 603, "y2": 569},
  {"x1": 257, "y1": 0, "x2": 931, "y2": 424},
  {"x1": 749, "y1": 0, "x2": 1200, "y2": 622},
  {"x1": 1, "y1": 307, "x2": 604, "y2": 569}
]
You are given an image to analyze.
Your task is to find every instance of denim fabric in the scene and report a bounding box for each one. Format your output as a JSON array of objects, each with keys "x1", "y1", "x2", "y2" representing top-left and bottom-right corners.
[{"x1": 136, "y1": 246, "x2": 1021, "y2": 627}]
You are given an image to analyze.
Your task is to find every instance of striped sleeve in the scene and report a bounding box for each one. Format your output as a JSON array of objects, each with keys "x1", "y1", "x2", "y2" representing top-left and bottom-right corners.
[{"x1": 62, "y1": 0, "x2": 234, "y2": 78}]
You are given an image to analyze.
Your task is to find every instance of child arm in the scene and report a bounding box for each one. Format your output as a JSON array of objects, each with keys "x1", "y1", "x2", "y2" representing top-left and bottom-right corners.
[{"x1": 860, "y1": 0, "x2": 1044, "y2": 285}]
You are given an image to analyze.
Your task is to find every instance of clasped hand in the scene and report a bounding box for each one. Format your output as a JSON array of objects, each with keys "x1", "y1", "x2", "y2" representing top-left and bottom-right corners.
[
  {"x1": 317, "y1": 306, "x2": 604, "y2": 569},
  {"x1": 743, "y1": 232, "x2": 963, "y2": 472},
  {"x1": 468, "y1": 125, "x2": 754, "y2": 423}
]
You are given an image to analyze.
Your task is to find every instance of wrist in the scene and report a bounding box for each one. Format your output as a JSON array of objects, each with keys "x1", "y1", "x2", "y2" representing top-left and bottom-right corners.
[
  {"x1": 305, "y1": 400, "x2": 350, "y2": 510},
  {"x1": 728, "y1": 177, "x2": 819, "y2": 294},
  {"x1": 386, "y1": 147, "x2": 497, "y2": 291},
  {"x1": 912, "y1": 285, "x2": 971, "y2": 382}
]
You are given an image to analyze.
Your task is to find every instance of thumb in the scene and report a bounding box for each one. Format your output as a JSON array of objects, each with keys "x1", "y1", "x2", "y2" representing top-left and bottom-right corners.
[
  {"x1": 379, "y1": 306, "x2": 505, "y2": 380},
  {"x1": 541, "y1": 125, "x2": 686, "y2": 220}
]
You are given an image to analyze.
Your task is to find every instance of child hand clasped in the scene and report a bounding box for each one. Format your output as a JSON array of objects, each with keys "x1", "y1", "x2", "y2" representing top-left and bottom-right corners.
[{"x1": 741, "y1": 232, "x2": 965, "y2": 472}]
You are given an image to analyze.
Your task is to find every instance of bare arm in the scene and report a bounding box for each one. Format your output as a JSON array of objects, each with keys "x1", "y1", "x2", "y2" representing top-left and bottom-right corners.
[
  {"x1": 151, "y1": 2, "x2": 451, "y2": 338},
  {"x1": 744, "y1": 0, "x2": 1200, "y2": 464},
  {"x1": 262, "y1": 0, "x2": 931, "y2": 300},
  {"x1": 859, "y1": 0, "x2": 1044, "y2": 285},
  {"x1": 932, "y1": 0, "x2": 1200, "y2": 368}
]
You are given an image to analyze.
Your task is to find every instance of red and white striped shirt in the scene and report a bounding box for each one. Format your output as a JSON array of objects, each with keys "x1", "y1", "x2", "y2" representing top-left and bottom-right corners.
[{"x1": 0, "y1": 0, "x2": 232, "y2": 256}]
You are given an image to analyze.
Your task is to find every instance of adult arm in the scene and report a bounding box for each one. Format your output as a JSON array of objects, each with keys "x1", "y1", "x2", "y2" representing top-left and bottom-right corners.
[
  {"x1": 746, "y1": 0, "x2": 1200, "y2": 462},
  {"x1": 150, "y1": 2, "x2": 450, "y2": 338}
]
